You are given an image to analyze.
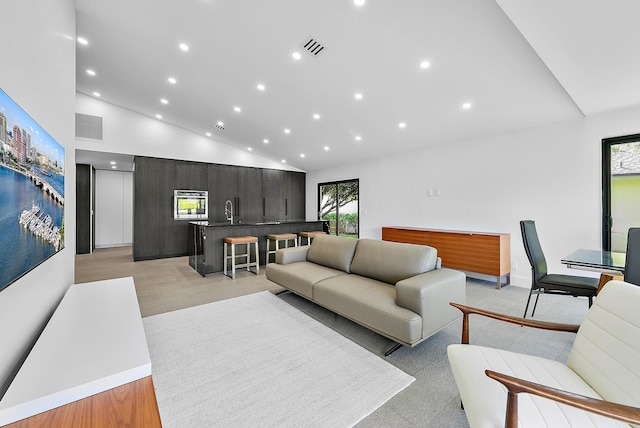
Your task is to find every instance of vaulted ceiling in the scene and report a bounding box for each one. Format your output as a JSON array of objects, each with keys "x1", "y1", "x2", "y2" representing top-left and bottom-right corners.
[{"x1": 75, "y1": 0, "x2": 640, "y2": 171}]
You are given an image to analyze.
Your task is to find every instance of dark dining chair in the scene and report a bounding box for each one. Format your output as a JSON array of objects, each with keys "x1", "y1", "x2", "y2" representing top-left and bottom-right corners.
[
  {"x1": 624, "y1": 227, "x2": 640, "y2": 286},
  {"x1": 520, "y1": 220, "x2": 599, "y2": 318}
]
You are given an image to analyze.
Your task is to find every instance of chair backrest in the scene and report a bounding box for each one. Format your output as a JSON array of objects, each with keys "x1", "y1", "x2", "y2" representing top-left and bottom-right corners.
[
  {"x1": 624, "y1": 227, "x2": 640, "y2": 286},
  {"x1": 520, "y1": 220, "x2": 548, "y2": 282},
  {"x1": 567, "y1": 280, "x2": 640, "y2": 408}
]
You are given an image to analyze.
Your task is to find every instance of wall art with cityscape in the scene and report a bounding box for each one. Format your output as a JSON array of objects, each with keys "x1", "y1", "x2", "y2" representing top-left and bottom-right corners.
[{"x1": 0, "y1": 88, "x2": 65, "y2": 292}]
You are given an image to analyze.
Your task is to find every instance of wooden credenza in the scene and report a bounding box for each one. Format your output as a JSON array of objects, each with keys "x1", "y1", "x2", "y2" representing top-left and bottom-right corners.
[{"x1": 382, "y1": 226, "x2": 511, "y2": 289}]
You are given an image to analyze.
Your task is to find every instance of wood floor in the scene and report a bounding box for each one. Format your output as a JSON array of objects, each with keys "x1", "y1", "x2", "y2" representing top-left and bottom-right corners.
[{"x1": 75, "y1": 246, "x2": 283, "y2": 317}]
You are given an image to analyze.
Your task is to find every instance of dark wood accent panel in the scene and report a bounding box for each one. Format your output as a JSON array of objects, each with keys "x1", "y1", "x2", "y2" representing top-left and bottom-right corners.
[
  {"x1": 382, "y1": 226, "x2": 511, "y2": 289},
  {"x1": 5, "y1": 376, "x2": 161, "y2": 428},
  {"x1": 75, "y1": 164, "x2": 91, "y2": 254}
]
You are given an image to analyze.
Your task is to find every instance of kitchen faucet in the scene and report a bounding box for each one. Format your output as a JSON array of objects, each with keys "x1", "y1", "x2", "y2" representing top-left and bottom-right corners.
[{"x1": 224, "y1": 199, "x2": 233, "y2": 225}]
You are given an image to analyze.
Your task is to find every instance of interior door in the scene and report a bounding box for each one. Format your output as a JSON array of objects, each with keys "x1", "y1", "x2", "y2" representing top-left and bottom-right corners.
[{"x1": 603, "y1": 134, "x2": 640, "y2": 251}]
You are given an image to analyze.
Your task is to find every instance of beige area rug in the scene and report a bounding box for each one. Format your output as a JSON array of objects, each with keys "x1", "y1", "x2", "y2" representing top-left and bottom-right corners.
[{"x1": 143, "y1": 291, "x2": 414, "y2": 427}]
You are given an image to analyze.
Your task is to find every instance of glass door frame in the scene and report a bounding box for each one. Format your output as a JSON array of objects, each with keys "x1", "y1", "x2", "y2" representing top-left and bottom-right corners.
[
  {"x1": 602, "y1": 133, "x2": 640, "y2": 250},
  {"x1": 317, "y1": 179, "x2": 359, "y2": 238}
]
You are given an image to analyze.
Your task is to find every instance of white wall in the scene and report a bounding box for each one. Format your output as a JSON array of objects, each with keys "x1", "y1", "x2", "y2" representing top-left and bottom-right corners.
[
  {"x1": 95, "y1": 170, "x2": 133, "y2": 248},
  {"x1": 307, "y1": 105, "x2": 640, "y2": 287},
  {"x1": 75, "y1": 93, "x2": 303, "y2": 172},
  {"x1": 0, "y1": 0, "x2": 75, "y2": 396}
]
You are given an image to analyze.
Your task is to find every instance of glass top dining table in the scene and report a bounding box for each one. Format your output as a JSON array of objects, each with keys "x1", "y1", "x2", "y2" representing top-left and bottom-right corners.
[{"x1": 561, "y1": 249, "x2": 626, "y2": 273}]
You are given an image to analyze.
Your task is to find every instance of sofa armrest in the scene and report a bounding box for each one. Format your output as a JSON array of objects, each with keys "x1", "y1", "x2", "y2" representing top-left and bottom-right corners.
[
  {"x1": 396, "y1": 268, "x2": 466, "y2": 338},
  {"x1": 275, "y1": 246, "x2": 309, "y2": 264}
]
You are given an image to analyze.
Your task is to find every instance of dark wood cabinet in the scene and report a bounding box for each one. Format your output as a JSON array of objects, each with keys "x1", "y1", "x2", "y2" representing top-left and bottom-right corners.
[
  {"x1": 262, "y1": 169, "x2": 284, "y2": 220},
  {"x1": 208, "y1": 164, "x2": 237, "y2": 223},
  {"x1": 236, "y1": 167, "x2": 262, "y2": 220},
  {"x1": 133, "y1": 157, "x2": 176, "y2": 260},
  {"x1": 133, "y1": 156, "x2": 306, "y2": 260},
  {"x1": 283, "y1": 171, "x2": 305, "y2": 220}
]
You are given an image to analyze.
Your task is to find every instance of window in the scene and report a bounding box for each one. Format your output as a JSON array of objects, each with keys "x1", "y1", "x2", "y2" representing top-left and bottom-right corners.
[
  {"x1": 318, "y1": 179, "x2": 359, "y2": 238},
  {"x1": 602, "y1": 134, "x2": 640, "y2": 251}
]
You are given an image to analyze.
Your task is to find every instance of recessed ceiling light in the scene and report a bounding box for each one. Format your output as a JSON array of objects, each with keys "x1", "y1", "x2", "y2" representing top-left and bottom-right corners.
[
  {"x1": 257, "y1": 83, "x2": 265, "y2": 91},
  {"x1": 292, "y1": 52, "x2": 302, "y2": 60},
  {"x1": 168, "y1": 77, "x2": 177, "y2": 84},
  {"x1": 92, "y1": 92, "x2": 101, "y2": 97},
  {"x1": 354, "y1": 93, "x2": 363, "y2": 100},
  {"x1": 77, "y1": 37, "x2": 88, "y2": 45},
  {"x1": 419, "y1": 60, "x2": 431, "y2": 69},
  {"x1": 462, "y1": 102, "x2": 472, "y2": 110},
  {"x1": 110, "y1": 161, "x2": 116, "y2": 165},
  {"x1": 354, "y1": 0, "x2": 366, "y2": 6},
  {"x1": 206, "y1": 132, "x2": 212, "y2": 137},
  {"x1": 313, "y1": 113, "x2": 320, "y2": 120},
  {"x1": 355, "y1": 136, "x2": 362, "y2": 141},
  {"x1": 217, "y1": 121, "x2": 224, "y2": 127},
  {"x1": 398, "y1": 122, "x2": 407, "y2": 128},
  {"x1": 86, "y1": 69, "x2": 96, "y2": 76},
  {"x1": 281, "y1": 159, "x2": 287, "y2": 163},
  {"x1": 111, "y1": 166, "x2": 117, "y2": 169},
  {"x1": 324, "y1": 146, "x2": 330, "y2": 151},
  {"x1": 300, "y1": 154, "x2": 305, "y2": 158},
  {"x1": 156, "y1": 114, "x2": 163, "y2": 119},
  {"x1": 263, "y1": 139, "x2": 269, "y2": 144},
  {"x1": 234, "y1": 106, "x2": 242, "y2": 113},
  {"x1": 248, "y1": 147, "x2": 253, "y2": 151},
  {"x1": 284, "y1": 128, "x2": 291, "y2": 134},
  {"x1": 160, "y1": 98, "x2": 169, "y2": 105},
  {"x1": 179, "y1": 43, "x2": 189, "y2": 52}
]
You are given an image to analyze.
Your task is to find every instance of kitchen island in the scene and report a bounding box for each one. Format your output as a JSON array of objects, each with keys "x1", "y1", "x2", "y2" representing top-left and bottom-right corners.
[{"x1": 188, "y1": 220, "x2": 327, "y2": 276}]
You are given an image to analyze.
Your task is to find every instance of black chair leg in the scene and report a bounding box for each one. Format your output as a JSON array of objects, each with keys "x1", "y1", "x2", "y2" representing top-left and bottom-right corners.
[
  {"x1": 588, "y1": 295, "x2": 593, "y2": 307},
  {"x1": 523, "y1": 290, "x2": 534, "y2": 318},
  {"x1": 531, "y1": 293, "x2": 541, "y2": 317}
]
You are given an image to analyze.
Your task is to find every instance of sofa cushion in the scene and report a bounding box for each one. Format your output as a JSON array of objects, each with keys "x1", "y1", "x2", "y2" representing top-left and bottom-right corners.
[
  {"x1": 313, "y1": 274, "x2": 422, "y2": 345},
  {"x1": 306, "y1": 234, "x2": 358, "y2": 273},
  {"x1": 349, "y1": 239, "x2": 437, "y2": 285},
  {"x1": 265, "y1": 262, "x2": 346, "y2": 299},
  {"x1": 448, "y1": 344, "x2": 627, "y2": 428}
]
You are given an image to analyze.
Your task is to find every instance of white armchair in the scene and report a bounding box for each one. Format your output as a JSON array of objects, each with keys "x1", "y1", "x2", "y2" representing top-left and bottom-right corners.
[{"x1": 447, "y1": 280, "x2": 640, "y2": 427}]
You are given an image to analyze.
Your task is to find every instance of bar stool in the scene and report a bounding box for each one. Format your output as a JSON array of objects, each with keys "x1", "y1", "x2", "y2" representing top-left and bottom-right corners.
[
  {"x1": 266, "y1": 233, "x2": 298, "y2": 264},
  {"x1": 298, "y1": 230, "x2": 326, "y2": 246},
  {"x1": 223, "y1": 236, "x2": 259, "y2": 279}
]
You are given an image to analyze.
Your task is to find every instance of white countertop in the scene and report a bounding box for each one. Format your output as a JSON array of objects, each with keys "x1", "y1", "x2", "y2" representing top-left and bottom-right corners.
[{"x1": 0, "y1": 277, "x2": 151, "y2": 426}]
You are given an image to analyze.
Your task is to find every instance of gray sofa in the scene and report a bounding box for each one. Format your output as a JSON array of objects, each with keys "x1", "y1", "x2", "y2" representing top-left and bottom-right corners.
[{"x1": 266, "y1": 234, "x2": 466, "y2": 353}]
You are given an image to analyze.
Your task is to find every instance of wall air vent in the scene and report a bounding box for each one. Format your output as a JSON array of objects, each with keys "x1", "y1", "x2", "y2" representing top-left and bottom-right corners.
[
  {"x1": 301, "y1": 36, "x2": 327, "y2": 57},
  {"x1": 75, "y1": 113, "x2": 103, "y2": 141}
]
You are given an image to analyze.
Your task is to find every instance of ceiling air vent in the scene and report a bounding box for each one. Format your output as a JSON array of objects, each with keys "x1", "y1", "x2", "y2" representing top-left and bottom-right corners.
[
  {"x1": 301, "y1": 36, "x2": 327, "y2": 57},
  {"x1": 214, "y1": 122, "x2": 226, "y2": 131}
]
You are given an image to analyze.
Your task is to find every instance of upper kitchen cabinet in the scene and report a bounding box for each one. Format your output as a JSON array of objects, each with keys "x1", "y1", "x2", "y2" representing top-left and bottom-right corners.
[
  {"x1": 262, "y1": 169, "x2": 285, "y2": 220},
  {"x1": 236, "y1": 166, "x2": 263, "y2": 221},
  {"x1": 283, "y1": 171, "x2": 305, "y2": 220}
]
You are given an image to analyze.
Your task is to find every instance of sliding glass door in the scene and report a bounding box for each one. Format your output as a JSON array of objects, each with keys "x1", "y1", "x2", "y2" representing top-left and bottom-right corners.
[
  {"x1": 602, "y1": 134, "x2": 640, "y2": 251},
  {"x1": 318, "y1": 179, "x2": 359, "y2": 238}
]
